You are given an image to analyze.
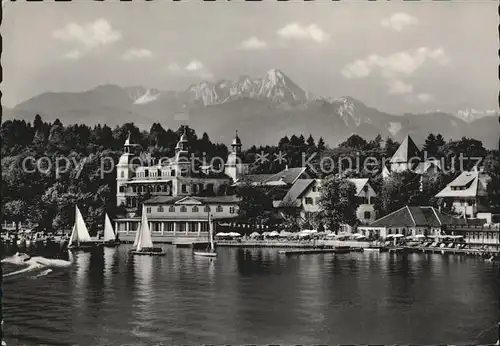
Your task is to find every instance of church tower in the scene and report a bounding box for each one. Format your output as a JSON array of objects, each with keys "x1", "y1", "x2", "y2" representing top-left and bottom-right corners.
[
  {"x1": 116, "y1": 132, "x2": 137, "y2": 206},
  {"x1": 225, "y1": 130, "x2": 249, "y2": 182}
]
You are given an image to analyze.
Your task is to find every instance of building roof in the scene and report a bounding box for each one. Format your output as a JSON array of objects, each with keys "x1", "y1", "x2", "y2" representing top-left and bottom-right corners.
[
  {"x1": 347, "y1": 178, "x2": 370, "y2": 196},
  {"x1": 145, "y1": 195, "x2": 240, "y2": 205},
  {"x1": 277, "y1": 179, "x2": 316, "y2": 208},
  {"x1": 389, "y1": 135, "x2": 421, "y2": 164},
  {"x1": 414, "y1": 160, "x2": 442, "y2": 175},
  {"x1": 262, "y1": 167, "x2": 308, "y2": 185},
  {"x1": 435, "y1": 169, "x2": 490, "y2": 198},
  {"x1": 236, "y1": 174, "x2": 275, "y2": 185},
  {"x1": 232, "y1": 131, "x2": 242, "y2": 146},
  {"x1": 368, "y1": 206, "x2": 466, "y2": 228}
]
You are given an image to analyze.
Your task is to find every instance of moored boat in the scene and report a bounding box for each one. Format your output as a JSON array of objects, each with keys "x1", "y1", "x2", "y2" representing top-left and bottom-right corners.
[
  {"x1": 130, "y1": 206, "x2": 165, "y2": 256},
  {"x1": 68, "y1": 206, "x2": 95, "y2": 251},
  {"x1": 194, "y1": 213, "x2": 217, "y2": 258}
]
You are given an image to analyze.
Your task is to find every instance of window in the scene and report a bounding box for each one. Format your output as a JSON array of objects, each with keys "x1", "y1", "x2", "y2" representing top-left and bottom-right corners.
[
  {"x1": 216, "y1": 206, "x2": 223, "y2": 213},
  {"x1": 192, "y1": 185, "x2": 198, "y2": 194},
  {"x1": 169, "y1": 206, "x2": 175, "y2": 212},
  {"x1": 230, "y1": 207, "x2": 235, "y2": 214},
  {"x1": 312, "y1": 186, "x2": 317, "y2": 192},
  {"x1": 305, "y1": 197, "x2": 313, "y2": 205},
  {"x1": 204, "y1": 206, "x2": 211, "y2": 213},
  {"x1": 192, "y1": 206, "x2": 199, "y2": 213},
  {"x1": 121, "y1": 171, "x2": 125, "y2": 178},
  {"x1": 146, "y1": 207, "x2": 151, "y2": 214},
  {"x1": 182, "y1": 184, "x2": 188, "y2": 193},
  {"x1": 158, "y1": 206, "x2": 164, "y2": 213},
  {"x1": 119, "y1": 186, "x2": 125, "y2": 193},
  {"x1": 171, "y1": 170, "x2": 175, "y2": 176},
  {"x1": 364, "y1": 211, "x2": 371, "y2": 219},
  {"x1": 180, "y1": 206, "x2": 187, "y2": 213}
]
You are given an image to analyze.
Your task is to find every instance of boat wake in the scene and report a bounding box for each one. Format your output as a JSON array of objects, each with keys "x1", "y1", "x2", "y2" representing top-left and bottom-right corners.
[
  {"x1": 2, "y1": 252, "x2": 74, "y2": 279},
  {"x1": 30, "y1": 268, "x2": 53, "y2": 279}
]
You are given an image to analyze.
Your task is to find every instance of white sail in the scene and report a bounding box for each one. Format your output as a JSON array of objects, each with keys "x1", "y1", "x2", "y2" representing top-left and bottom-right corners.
[
  {"x1": 133, "y1": 222, "x2": 142, "y2": 247},
  {"x1": 103, "y1": 213, "x2": 115, "y2": 242},
  {"x1": 209, "y1": 214, "x2": 215, "y2": 252},
  {"x1": 68, "y1": 225, "x2": 77, "y2": 247},
  {"x1": 136, "y1": 206, "x2": 154, "y2": 251},
  {"x1": 75, "y1": 206, "x2": 92, "y2": 243}
]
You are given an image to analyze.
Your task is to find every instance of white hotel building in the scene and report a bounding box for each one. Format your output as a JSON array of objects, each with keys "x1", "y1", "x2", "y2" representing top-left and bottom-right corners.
[{"x1": 114, "y1": 129, "x2": 249, "y2": 238}]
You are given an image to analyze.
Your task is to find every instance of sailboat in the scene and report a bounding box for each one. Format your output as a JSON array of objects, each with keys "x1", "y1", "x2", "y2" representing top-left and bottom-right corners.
[
  {"x1": 99, "y1": 213, "x2": 120, "y2": 247},
  {"x1": 130, "y1": 205, "x2": 165, "y2": 256},
  {"x1": 194, "y1": 213, "x2": 217, "y2": 257},
  {"x1": 68, "y1": 206, "x2": 94, "y2": 250}
]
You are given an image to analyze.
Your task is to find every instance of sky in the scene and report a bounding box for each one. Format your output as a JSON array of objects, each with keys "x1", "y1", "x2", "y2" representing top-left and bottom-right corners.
[{"x1": 2, "y1": 0, "x2": 498, "y2": 114}]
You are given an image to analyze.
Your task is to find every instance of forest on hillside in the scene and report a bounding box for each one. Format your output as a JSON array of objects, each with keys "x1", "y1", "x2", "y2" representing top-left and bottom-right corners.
[{"x1": 1, "y1": 114, "x2": 498, "y2": 233}]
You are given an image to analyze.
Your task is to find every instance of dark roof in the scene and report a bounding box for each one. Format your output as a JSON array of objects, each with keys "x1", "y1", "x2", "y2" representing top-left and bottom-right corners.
[
  {"x1": 238, "y1": 174, "x2": 275, "y2": 184},
  {"x1": 368, "y1": 206, "x2": 466, "y2": 228},
  {"x1": 390, "y1": 135, "x2": 421, "y2": 164},
  {"x1": 145, "y1": 195, "x2": 240, "y2": 205},
  {"x1": 277, "y1": 179, "x2": 315, "y2": 208},
  {"x1": 262, "y1": 167, "x2": 308, "y2": 185}
]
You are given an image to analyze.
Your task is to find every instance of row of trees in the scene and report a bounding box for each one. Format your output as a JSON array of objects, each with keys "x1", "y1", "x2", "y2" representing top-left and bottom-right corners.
[
  {"x1": 1, "y1": 114, "x2": 498, "y2": 233},
  {"x1": 236, "y1": 131, "x2": 499, "y2": 232},
  {"x1": 0, "y1": 115, "x2": 228, "y2": 233}
]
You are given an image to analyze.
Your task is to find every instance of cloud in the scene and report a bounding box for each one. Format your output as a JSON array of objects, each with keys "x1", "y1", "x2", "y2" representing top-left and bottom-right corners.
[
  {"x1": 52, "y1": 18, "x2": 122, "y2": 48},
  {"x1": 382, "y1": 13, "x2": 419, "y2": 32},
  {"x1": 277, "y1": 23, "x2": 329, "y2": 43},
  {"x1": 185, "y1": 60, "x2": 204, "y2": 71},
  {"x1": 168, "y1": 60, "x2": 213, "y2": 79},
  {"x1": 340, "y1": 59, "x2": 371, "y2": 79},
  {"x1": 417, "y1": 93, "x2": 434, "y2": 103},
  {"x1": 388, "y1": 80, "x2": 413, "y2": 95},
  {"x1": 239, "y1": 37, "x2": 267, "y2": 50},
  {"x1": 341, "y1": 47, "x2": 450, "y2": 80},
  {"x1": 122, "y1": 48, "x2": 153, "y2": 60},
  {"x1": 168, "y1": 63, "x2": 181, "y2": 72},
  {"x1": 63, "y1": 49, "x2": 82, "y2": 60}
]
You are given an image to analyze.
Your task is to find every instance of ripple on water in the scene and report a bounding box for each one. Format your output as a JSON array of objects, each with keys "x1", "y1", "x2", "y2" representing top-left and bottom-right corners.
[{"x1": 2, "y1": 247, "x2": 498, "y2": 345}]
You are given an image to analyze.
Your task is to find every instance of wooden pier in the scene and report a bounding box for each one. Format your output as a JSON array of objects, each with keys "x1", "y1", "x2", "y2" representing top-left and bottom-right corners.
[{"x1": 279, "y1": 247, "x2": 363, "y2": 256}]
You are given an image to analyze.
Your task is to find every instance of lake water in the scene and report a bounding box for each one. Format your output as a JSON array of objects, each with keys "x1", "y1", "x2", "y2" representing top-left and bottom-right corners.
[{"x1": 2, "y1": 245, "x2": 499, "y2": 345}]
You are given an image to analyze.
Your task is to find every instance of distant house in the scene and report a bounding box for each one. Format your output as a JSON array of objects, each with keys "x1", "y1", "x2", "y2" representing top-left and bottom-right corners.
[
  {"x1": 383, "y1": 135, "x2": 441, "y2": 180},
  {"x1": 358, "y1": 205, "x2": 466, "y2": 238},
  {"x1": 348, "y1": 178, "x2": 378, "y2": 224},
  {"x1": 435, "y1": 167, "x2": 491, "y2": 219},
  {"x1": 274, "y1": 177, "x2": 377, "y2": 227}
]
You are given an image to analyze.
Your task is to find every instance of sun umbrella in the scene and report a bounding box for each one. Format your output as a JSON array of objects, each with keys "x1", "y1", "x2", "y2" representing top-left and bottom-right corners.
[
  {"x1": 268, "y1": 231, "x2": 279, "y2": 237},
  {"x1": 392, "y1": 234, "x2": 404, "y2": 238},
  {"x1": 215, "y1": 232, "x2": 228, "y2": 237},
  {"x1": 279, "y1": 231, "x2": 292, "y2": 237},
  {"x1": 414, "y1": 234, "x2": 426, "y2": 238},
  {"x1": 249, "y1": 232, "x2": 261, "y2": 238},
  {"x1": 227, "y1": 232, "x2": 241, "y2": 237}
]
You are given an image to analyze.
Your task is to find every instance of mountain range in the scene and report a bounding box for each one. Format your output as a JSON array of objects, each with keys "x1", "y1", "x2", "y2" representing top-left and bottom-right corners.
[{"x1": 3, "y1": 68, "x2": 499, "y2": 148}]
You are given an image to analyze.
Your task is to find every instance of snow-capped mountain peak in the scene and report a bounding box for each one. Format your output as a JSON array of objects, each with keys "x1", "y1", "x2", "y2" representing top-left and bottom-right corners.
[
  {"x1": 455, "y1": 108, "x2": 498, "y2": 123},
  {"x1": 184, "y1": 69, "x2": 308, "y2": 106},
  {"x1": 126, "y1": 86, "x2": 161, "y2": 105}
]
